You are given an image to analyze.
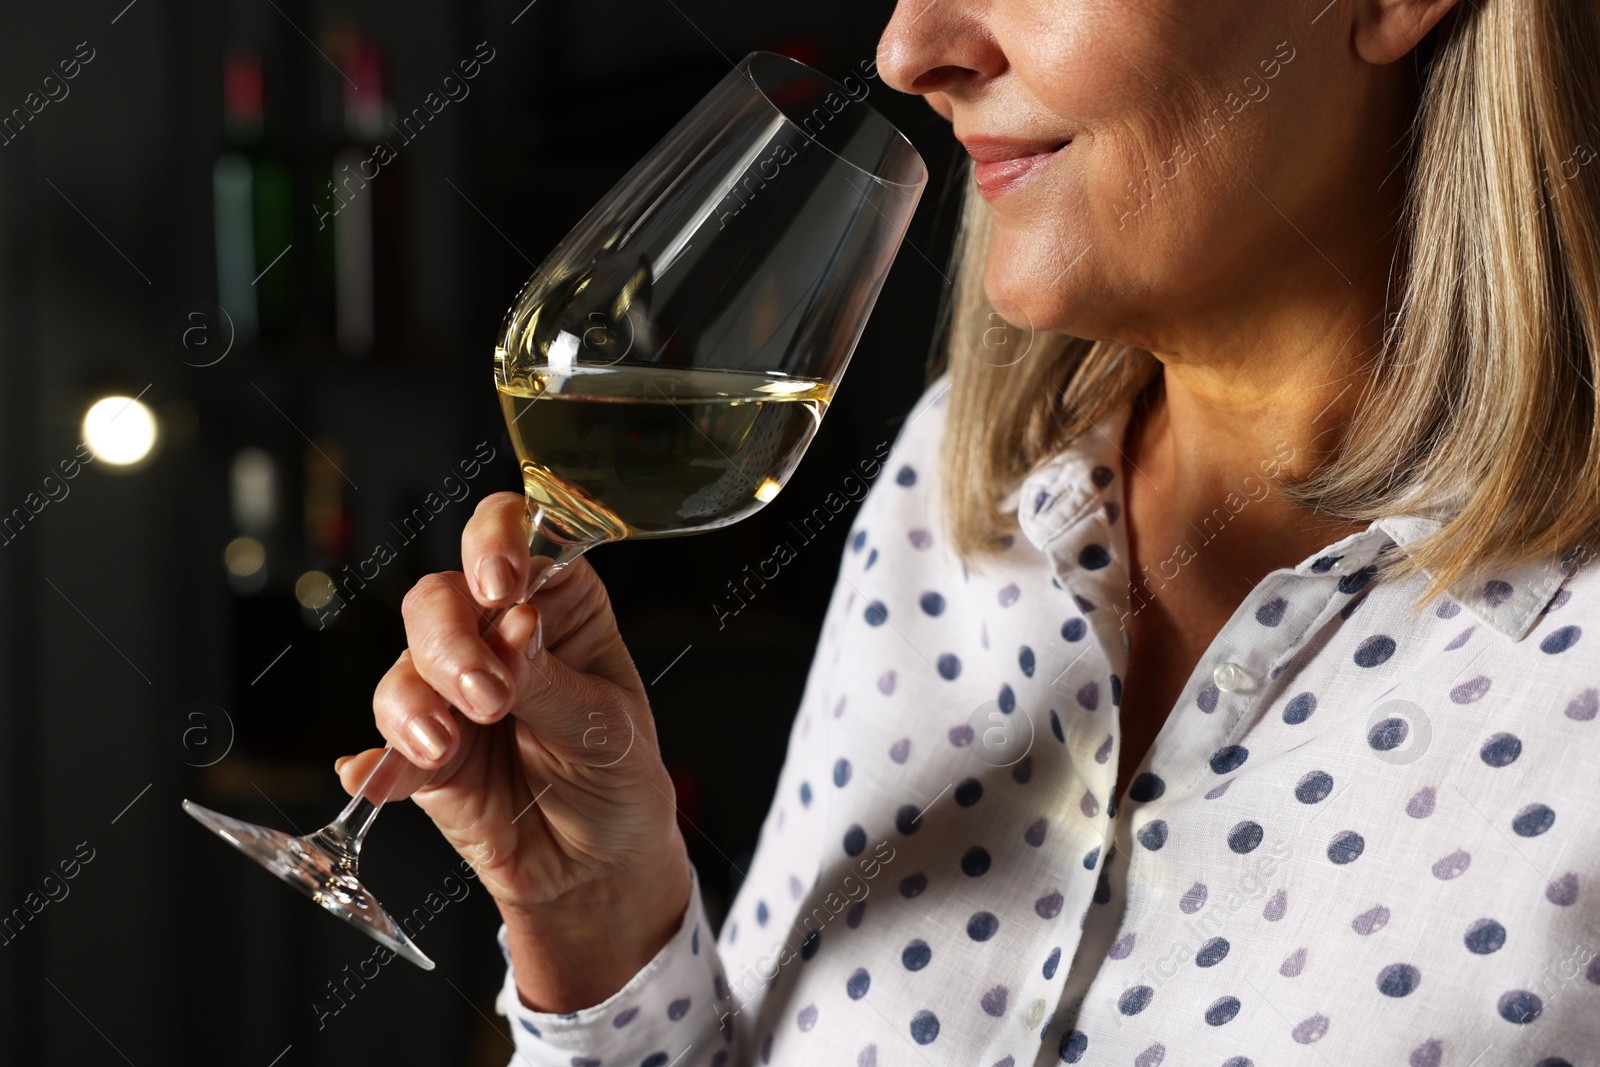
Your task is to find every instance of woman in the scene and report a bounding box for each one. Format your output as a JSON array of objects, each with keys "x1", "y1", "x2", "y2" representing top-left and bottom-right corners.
[{"x1": 337, "y1": 0, "x2": 1600, "y2": 1063}]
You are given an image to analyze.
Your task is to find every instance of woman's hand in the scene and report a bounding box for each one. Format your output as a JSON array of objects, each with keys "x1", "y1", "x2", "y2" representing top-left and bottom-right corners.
[{"x1": 335, "y1": 492, "x2": 691, "y2": 1011}]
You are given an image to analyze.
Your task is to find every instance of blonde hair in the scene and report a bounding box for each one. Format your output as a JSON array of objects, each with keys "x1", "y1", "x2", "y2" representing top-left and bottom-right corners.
[{"x1": 932, "y1": 0, "x2": 1600, "y2": 610}]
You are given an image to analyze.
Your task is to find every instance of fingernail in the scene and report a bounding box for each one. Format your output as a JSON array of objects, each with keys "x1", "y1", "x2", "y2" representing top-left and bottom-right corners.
[
  {"x1": 334, "y1": 755, "x2": 352, "y2": 774},
  {"x1": 477, "y1": 555, "x2": 515, "y2": 602},
  {"x1": 460, "y1": 670, "x2": 509, "y2": 718},
  {"x1": 405, "y1": 714, "x2": 450, "y2": 762},
  {"x1": 525, "y1": 608, "x2": 543, "y2": 658}
]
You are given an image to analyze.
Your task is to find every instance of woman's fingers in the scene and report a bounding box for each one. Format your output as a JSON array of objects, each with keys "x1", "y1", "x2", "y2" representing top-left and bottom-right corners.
[
  {"x1": 381, "y1": 589, "x2": 645, "y2": 782},
  {"x1": 485, "y1": 604, "x2": 648, "y2": 771},
  {"x1": 374, "y1": 649, "x2": 462, "y2": 765},
  {"x1": 463, "y1": 493, "x2": 533, "y2": 606},
  {"x1": 346, "y1": 652, "x2": 481, "y2": 800},
  {"x1": 333, "y1": 743, "x2": 445, "y2": 803},
  {"x1": 400, "y1": 572, "x2": 516, "y2": 723}
]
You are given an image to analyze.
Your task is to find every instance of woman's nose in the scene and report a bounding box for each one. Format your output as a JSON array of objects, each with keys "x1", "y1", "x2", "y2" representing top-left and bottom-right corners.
[{"x1": 876, "y1": 0, "x2": 1006, "y2": 100}]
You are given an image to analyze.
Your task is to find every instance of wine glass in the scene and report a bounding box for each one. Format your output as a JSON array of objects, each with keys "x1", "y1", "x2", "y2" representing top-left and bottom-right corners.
[{"x1": 184, "y1": 50, "x2": 926, "y2": 971}]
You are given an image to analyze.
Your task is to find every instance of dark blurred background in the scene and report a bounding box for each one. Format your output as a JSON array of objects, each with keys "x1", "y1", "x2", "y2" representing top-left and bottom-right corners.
[{"x1": 0, "y1": 0, "x2": 960, "y2": 1061}]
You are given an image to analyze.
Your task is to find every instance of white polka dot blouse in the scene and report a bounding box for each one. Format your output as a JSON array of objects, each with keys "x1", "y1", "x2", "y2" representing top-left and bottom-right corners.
[{"x1": 497, "y1": 375, "x2": 1599, "y2": 1067}]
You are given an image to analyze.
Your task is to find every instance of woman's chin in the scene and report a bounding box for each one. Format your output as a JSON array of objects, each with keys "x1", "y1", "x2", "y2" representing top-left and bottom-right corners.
[
  {"x1": 983, "y1": 277, "x2": 1084, "y2": 340},
  {"x1": 982, "y1": 239, "x2": 1095, "y2": 337}
]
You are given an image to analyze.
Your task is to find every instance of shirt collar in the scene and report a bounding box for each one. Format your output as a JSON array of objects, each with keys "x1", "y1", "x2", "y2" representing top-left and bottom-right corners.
[
  {"x1": 1009, "y1": 404, "x2": 1576, "y2": 644},
  {"x1": 1367, "y1": 512, "x2": 1579, "y2": 642},
  {"x1": 1010, "y1": 404, "x2": 1135, "y2": 556}
]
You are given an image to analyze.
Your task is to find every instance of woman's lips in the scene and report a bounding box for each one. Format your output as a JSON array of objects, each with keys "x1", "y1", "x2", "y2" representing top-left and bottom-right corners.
[{"x1": 962, "y1": 136, "x2": 1069, "y2": 200}]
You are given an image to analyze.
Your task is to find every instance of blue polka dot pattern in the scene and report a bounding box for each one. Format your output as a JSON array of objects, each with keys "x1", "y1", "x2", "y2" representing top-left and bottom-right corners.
[
  {"x1": 1195, "y1": 938, "x2": 1229, "y2": 967},
  {"x1": 1327, "y1": 831, "x2": 1365, "y2": 864},
  {"x1": 1210, "y1": 745, "x2": 1248, "y2": 774},
  {"x1": 1227, "y1": 821, "x2": 1264, "y2": 853},
  {"x1": 1295, "y1": 770, "x2": 1334, "y2": 804},
  {"x1": 1205, "y1": 997, "x2": 1241, "y2": 1026},
  {"x1": 1283, "y1": 691, "x2": 1317, "y2": 724},
  {"x1": 1479, "y1": 733, "x2": 1521, "y2": 767},
  {"x1": 1354, "y1": 635, "x2": 1396, "y2": 666},
  {"x1": 1058, "y1": 1030, "x2": 1088, "y2": 1063},
  {"x1": 1465, "y1": 919, "x2": 1506, "y2": 954},
  {"x1": 966, "y1": 912, "x2": 1000, "y2": 941},
  {"x1": 955, "y1": 778, "x2": 983, "y2": 806},
  {"x1": 1513, "y1": 804, "x2": 1557, "y2": 837},
  {"x1": 1338, "y1": 564, "x2": 1378, "y2": 594},
  {"x1": 961, "y1": 846, "x2": 992, "y2": 876},
  {"x1": 1118, "y1": 985, "x2": 1154, "y2": 1015},
  {"x1": 799, "y1": 930, "x2": 820, "y2": 960},
  {"x1": 1377, "y1": 963, "x2": 1420, "y2": 997},
  {"x1": 846, "y1": 969, "x2": 870, "y2": 999},
  {"x1": 1255, "y1": 597, "x2": 1288, "y2": 626},
  {"x1": 1541, "y1": 625, "x2": 1581, "y2": 653},
  {"x1": 1128, "y1": 773, "x2": 1165, "y2": 803},
  {"x1": 1497, "y1": 990, "x2": 1543, "y2": 1024},
  {"x1": 499, "y1": 377, "x2": 1600, "y2": 1067},
  {"x1": 1369, "y1": 717, "x2": 1409, "y2": 750}
]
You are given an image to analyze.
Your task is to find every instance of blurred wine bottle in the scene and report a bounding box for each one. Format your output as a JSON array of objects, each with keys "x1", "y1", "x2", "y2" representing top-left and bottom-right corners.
[
  {"x1": 303, "y1": 435, "x2": 351, "y2": 570},
  {"x1": 314, "y1": 26, "x2": 406, "y2": 358},
  {"x1": 212, "y1": 53, "x2": 294, "y2": 343}
]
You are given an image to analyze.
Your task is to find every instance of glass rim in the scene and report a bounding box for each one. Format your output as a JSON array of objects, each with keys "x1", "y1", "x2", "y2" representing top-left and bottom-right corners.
[{"x1": 737, "y1": 50, "x2": 927, "y2": 191}]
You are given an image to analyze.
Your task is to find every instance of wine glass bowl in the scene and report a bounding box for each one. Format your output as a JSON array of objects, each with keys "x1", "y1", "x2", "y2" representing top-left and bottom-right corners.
[
  {"x1": 185, "y1": 49, "x2": 925, "y2": 969},
  {"x1": 496, "y1": 50, "x2": 925, "y2": 544}
]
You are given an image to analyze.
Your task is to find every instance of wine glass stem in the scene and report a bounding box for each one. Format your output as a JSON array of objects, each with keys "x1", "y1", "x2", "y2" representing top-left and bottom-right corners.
[{"x1": 319, "y1": 514, "x2": 597, "y2": 860}]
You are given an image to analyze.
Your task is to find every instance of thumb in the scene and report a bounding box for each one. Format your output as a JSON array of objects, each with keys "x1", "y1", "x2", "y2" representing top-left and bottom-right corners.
[{"x1": 487, "y1": 603, "x2": 645, "y2": 771}]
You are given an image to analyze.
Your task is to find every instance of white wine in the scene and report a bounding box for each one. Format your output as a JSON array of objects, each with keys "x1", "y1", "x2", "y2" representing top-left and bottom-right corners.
[{"x1": 497, "y1": 365, "x2": 832, "y2": 542}]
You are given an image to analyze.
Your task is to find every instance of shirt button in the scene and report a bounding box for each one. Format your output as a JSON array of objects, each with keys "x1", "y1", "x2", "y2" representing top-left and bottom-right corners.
[
  {"x1": 1331, "y1": 556, "x2": 1360, "y2": 575},
  {"x1": 1213, "y1": 661, "x2": 1253, "y2": 692}
]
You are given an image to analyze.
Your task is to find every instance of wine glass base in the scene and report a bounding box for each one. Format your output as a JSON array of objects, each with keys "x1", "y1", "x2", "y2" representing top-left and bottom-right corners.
[{"x1": 182, "y1": 799, "x2": 436, "y2": 971}]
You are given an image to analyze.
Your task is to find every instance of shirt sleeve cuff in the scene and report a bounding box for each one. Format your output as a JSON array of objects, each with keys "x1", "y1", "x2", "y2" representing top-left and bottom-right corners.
[{"x1": 495, "y1": 863, "x2": 731, "y2": 1066}]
